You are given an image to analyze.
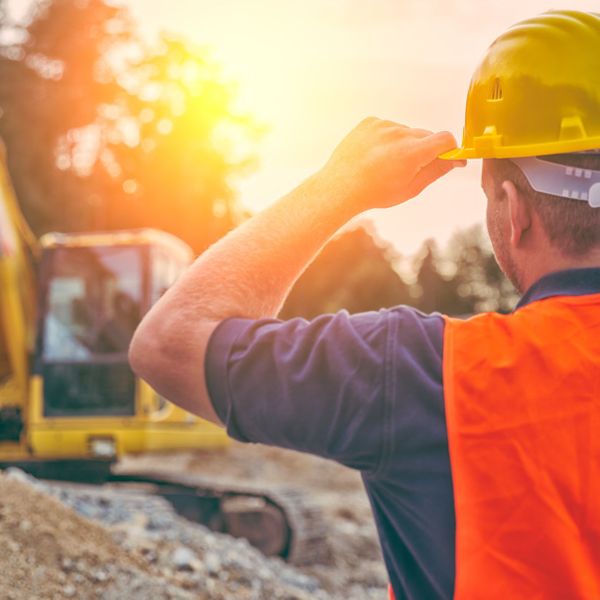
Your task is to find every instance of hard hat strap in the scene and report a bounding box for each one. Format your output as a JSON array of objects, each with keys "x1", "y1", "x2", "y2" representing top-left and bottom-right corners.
[{"x1": 510, "y1": 156, "x2": 600, "y2": 208}]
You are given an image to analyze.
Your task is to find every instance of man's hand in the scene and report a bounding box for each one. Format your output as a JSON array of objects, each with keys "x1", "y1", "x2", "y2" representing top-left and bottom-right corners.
[{"x1": 317, "y1": 117, "x2": 464, "y2": 212}]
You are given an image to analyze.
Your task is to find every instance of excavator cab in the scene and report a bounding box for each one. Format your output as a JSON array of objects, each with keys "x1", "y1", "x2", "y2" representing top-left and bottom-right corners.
[{"x1": 25, "y1": 230, "x2": 228, "y2": 462}]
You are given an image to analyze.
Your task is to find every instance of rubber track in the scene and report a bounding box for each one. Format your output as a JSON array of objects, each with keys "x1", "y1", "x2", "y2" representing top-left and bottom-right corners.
[{"x1": 108, "y1": 469, "x2": 332, "y2": 566}]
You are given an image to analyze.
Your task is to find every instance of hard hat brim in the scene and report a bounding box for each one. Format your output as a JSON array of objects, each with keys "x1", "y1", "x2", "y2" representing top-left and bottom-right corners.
[
  {"x1": 439, "y1": 148, "x2": 473, "y2": 160},
  {"x1": 439, "y1": 137, "x2": 600, "y2": 161}
]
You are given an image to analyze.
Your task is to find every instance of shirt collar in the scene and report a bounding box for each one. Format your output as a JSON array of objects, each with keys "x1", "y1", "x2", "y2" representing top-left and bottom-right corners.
[{"x1": 516, "y1": 267, "x2": 600, "y2": 310}]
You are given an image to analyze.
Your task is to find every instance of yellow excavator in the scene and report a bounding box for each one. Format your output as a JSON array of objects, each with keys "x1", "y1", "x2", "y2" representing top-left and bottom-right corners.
[
  {"x1": 0, "y1": 144, "x2": 324, "y2": 564},
  {"x1": 0, "y1": 145, "x2": 227, "y2": 464}
]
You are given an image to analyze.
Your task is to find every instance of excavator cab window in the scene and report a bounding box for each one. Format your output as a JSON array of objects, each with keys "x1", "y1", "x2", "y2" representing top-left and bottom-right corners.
[{"x1": 39, "y1": 245, "x2": 145, "y2": 417}]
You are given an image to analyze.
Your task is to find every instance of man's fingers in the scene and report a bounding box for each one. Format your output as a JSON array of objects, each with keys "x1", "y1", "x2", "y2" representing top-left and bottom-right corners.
[
  {"x1": 404, "y1": 158, "x2": 457, "y2": 198},
  {"x1": 413, "y1": 131, "x2": 459, "y2": 164},
  {"x1": 403, "y1": 128, "x2": 433, "y2": 139},
  {"x1": 383, "y1": 124, "x2": 433, "y2": 139}
]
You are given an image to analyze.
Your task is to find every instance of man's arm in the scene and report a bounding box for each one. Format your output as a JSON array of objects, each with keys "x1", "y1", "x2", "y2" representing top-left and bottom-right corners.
[{"x1": 128, "y1": 118, "x2": 463, "y2": 422}]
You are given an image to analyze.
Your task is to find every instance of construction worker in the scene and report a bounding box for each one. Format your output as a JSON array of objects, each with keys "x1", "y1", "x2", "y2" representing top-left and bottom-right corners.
[{"x1": 129, "y1": 10, "x2": 600, "y2": 599}]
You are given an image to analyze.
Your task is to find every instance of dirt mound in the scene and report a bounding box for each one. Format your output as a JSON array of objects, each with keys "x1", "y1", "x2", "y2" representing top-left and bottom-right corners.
[
  {"x1": 0, "y1": 469, "x2": 328, "y2": 599},
  {"x1": 0, "y1": 471, "x2": 190, "y2": 600}
]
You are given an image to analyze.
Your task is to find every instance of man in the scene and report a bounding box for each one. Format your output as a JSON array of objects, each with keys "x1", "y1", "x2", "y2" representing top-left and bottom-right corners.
[{"x1": 130, "y1": 10, "x2": 600, "y2": 600}]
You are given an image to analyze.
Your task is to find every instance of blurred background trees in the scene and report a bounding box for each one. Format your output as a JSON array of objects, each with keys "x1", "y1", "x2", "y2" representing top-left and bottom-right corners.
[
  {"x1": 283, "y1": 224, "x2": 518, "y2": 318},
  {"x1": 281, "y1": 224, "x2": 412, "y2": 319},
  {"x1": 0, "y1": 0, "x2": 259, "y2": 251},
  {"x1": 0, "y1": 0, "x2": 517, "y2": 315}
]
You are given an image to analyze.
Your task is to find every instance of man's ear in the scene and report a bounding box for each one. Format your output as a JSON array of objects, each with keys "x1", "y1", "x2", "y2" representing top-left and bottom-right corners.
[{"x1": 502, "y1": 180, "x2": 532, "y2": 248}]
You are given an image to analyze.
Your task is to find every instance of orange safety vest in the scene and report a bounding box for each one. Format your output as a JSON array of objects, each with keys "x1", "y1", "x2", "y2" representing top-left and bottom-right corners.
[{"x1": 390, "y1": 293, "x2": 600, "y2": 600}]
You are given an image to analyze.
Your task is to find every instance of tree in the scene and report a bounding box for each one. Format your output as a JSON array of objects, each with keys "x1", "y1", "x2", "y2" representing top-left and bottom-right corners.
[
  {"x1": 281, "y1": 223, "x2": 518, "y2": 320},
  {"x1": 0, "y1": 0, "x2": 260, "y2": 251},
  {"x1": 408, "y1": 226, "x2": 517, "y2": 316},
  {"x1": 445, "y1": 225, "x2": 518, "y2": 313},
  {"x1": 0, "y1": 2, "x2": 517, "y2": 316},
  {"x1": 281, "y1": 225, "x2": 412, "y2": 319},
  {"x1": 412, "y1": 239, "x2": 470, "y2": 315}
]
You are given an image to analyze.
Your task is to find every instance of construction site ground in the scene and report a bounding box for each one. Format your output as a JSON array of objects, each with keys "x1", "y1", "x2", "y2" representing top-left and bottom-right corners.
[{"x1": 0, "y1": 442, "x2": 387, "y2": 599}]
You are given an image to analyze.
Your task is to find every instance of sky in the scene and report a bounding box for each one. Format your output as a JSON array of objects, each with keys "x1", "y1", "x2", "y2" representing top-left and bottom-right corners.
[{"x1": 124, "y1": 0, "x2": 599, "y2": 255}]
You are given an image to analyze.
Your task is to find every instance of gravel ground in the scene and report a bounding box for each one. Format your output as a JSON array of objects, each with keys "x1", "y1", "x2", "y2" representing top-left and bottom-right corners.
[
  {"x1": 1, "y1": 443, "x2": 388, "y2": 599},
  {"x1": 120, "y1": 443, "x2": 388, "y2": 598}
]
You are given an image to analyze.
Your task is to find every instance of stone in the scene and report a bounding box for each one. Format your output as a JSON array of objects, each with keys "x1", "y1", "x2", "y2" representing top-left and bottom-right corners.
[
  {"x1": 171, "y1": 546, "x2": 197, "y2": 571},
  {"x1": 19, "y1": 519, "x2": 32, "y2": 531},
  {"x1": 204, "y1": 551, "x2": 221, "y2": 574},
  {"x1": 61, "y1": 557, "x2": 74, "y2": 572},
  {"x1": 93, "y1": 569, "x2": 109, "y2": 582}
]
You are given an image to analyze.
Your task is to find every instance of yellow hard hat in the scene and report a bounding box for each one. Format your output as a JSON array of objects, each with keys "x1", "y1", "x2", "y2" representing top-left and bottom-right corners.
[{"x1": 442, "y1": 10, "x2": 600, "y2": 160}]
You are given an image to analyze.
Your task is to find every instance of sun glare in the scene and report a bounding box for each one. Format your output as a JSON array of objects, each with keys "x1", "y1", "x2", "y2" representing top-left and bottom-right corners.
[{"x1": 126, "y1": 0, "x2": 600, "y2": 255}]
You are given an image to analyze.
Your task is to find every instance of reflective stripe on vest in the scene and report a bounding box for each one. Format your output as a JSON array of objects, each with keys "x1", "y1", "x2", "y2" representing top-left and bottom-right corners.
[{"x1": 442, "y1": 294, "x2": 600, "y2": 599}]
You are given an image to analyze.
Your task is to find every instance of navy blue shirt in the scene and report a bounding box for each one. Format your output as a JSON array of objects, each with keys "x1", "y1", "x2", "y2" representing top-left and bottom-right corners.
[{"x1": 205, "y1": 267, "x2": 600, "y2": 600}]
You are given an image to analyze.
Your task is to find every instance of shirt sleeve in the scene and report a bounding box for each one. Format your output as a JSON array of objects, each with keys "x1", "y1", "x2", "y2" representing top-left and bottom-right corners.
[{"x1": 205, "y1": 307, "x2": 444, "y2": 474}]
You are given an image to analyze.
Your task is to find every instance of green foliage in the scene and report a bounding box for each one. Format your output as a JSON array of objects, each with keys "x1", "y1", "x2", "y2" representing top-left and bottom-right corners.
[
  {"x1": 0, "y1": 0, "x2": 260, "y2": 251},
  {"x1": 0, "y1": 1, "x2": 517, "y2": 317}
]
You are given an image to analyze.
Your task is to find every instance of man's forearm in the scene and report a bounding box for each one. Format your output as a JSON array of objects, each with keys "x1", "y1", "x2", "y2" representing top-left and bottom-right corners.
[
  {"x1": 129, "y1": 118, "x2": 461, "y2": 420},
  {"x1": 174, "y1": 172, "x2": 357, "y2": 323}
]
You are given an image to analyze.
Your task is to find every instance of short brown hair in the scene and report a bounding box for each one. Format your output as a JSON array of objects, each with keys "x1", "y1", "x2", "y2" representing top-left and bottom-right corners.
[{"x1": 489, "y1": 154, "x2": 600, "y2": 257}]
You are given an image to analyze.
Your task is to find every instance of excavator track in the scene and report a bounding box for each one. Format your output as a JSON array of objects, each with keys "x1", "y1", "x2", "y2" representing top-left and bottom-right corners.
[
  {"x1": 0, "y1": 460, "x2": 330, "y2": 566},
  {"x1": 106, "y1": 469, "x2": 331, "y2": 566}
]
